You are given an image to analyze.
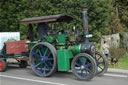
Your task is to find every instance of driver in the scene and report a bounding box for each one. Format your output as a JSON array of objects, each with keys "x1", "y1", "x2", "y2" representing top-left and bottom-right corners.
[{"x1": 37, "y1": 22, "x2": 51, "y2": 41}]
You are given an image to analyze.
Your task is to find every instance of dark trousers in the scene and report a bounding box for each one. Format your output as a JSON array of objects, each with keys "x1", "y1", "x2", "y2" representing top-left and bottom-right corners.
[{"x1": 105, "y1": 54, "x2": 109, "y2": 60}]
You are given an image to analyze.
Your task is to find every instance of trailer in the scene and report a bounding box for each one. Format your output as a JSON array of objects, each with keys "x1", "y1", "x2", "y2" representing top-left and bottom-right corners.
[{"x1": 0, "y1": 40, "x2": 28, "y2": 71}]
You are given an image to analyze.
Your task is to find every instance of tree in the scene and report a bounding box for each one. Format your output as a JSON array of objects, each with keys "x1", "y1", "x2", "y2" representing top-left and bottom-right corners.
[
  {"x1": 106, "y1": 0, "x2": 128, "y2": 34},
  {"x1": 0, "y1": 0, "x2": 112, "y2": 42}
]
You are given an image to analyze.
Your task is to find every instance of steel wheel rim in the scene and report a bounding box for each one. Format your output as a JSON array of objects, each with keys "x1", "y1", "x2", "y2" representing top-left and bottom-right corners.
[
  {"x1": 30, "y1": 44, "x2": 54, "y2": 76},
  {"x1": 73, "y1": 56, "x2": 93, "y2": 79},
  {"x1": 0, "y1": 61, "x2": 3, "y2": 70}
]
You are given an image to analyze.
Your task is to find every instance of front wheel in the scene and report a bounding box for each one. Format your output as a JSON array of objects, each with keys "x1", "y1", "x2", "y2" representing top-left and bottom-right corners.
[
  {"x1": 0, "y1": 59, "x2": 7, "y2": 72},
  {"x1": 71, "y1": 53, "x2": 97, "y2": 81}
]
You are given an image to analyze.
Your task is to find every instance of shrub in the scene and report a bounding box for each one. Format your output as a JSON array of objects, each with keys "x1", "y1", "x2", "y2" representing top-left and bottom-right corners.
[{"x1": 109, "y1": 47, "x2": 127, "y2": 59}]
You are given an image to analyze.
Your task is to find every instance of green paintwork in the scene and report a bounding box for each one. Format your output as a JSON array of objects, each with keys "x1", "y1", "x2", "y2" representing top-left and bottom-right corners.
[
  {"x1": 43, "y1": 36, "x2": 54, "y2": 43},
  {"x1": 57, "y1": 49, "x2": 73, "y2": 71},
  {"x1": 27, "y1": 42, "x2": 36, "y2": 50},
  {"x1": 56, "y1": 45, "x2": 66, "y2": 50},
  {"x1": 56, "y1": 43, "x2": 81, "y2": 71},
  {"x1": 57, "y1": 34, "x2": 67, "y2": 44},
  {"x1": 70, "y1": 44, "x2": 81, "y2": 55}
]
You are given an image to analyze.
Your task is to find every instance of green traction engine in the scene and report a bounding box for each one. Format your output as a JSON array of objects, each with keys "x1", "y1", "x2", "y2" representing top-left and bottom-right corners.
[{"x1": 21, "y1": 8, "x2": 108, "y2": 80}]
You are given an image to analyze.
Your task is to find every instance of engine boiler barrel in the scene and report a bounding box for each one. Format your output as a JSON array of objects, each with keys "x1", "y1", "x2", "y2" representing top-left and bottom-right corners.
[{"x1": 69, "y1": 43, "x2": 95, "y2": 57}]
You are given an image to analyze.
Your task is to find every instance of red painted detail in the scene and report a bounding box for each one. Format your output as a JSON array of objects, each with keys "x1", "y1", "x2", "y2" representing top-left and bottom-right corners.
[
  {"x1": 5, "y1": 40, "x2": 28, "y2": 55},
  {"x1": 0, "y1": 61, "x2": 3, "y2": 70}
]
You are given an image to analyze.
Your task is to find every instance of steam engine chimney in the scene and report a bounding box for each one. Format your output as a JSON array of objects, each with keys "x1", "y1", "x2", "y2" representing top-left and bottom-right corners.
[{"x1": 82, "y1": 8, "x2": 88, "y2": 36}]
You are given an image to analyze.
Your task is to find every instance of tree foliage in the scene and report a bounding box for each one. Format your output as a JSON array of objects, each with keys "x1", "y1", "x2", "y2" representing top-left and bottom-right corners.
[
  {"x1": 0, "y1": 0, "x2": 127, "y2": 42},
  {"x1": 106, "y1": 0, "x2": 128, "y2": 34}
]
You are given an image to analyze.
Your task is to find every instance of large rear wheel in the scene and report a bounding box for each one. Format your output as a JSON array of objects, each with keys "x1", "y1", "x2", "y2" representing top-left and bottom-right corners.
[
  {"x1": 95, "y1": 51, "x2": 108, "y2": 76},
  {"x1": 71, "y1": 53, "x2": 97, "y2": 80},
  {"x1": 29, "y1": 42, "x2": 57, "y2": 77}
]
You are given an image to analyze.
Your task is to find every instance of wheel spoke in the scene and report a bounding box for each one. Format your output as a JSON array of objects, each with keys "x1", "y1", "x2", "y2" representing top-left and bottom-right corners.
[
  {"x1": 75, "y1": 62, "x2": 80, "y2": 67},
  {"x1": 45, "y1": 63, "x2": 51, "y2": 71},
  {"x1": 32, "y1": 52, "x2": 40, "y2": 57},
  {"x1": 44, "y1": 48, "x2": 48, "y2": 56},
  {"x1": 34, "y1": 62, "x2": 42, "y2": 69},
  {"x1": 38, "y1": 50, "x2": 43, "y2": 57},
  {"x1": 43, "y1": 64, "x2": 46, "y2": 75},
  {"x1": 40, "y1": 62, "x2": 44, "y2": 72},
  {"x1": 40, "y1": 46, "x2": 44, "y2": 54},
  {"x1": 85, "y1": 71, "x2": 88, "y2": 75},
  {"x1": 79, "y1": 58, "x2": 83, "y2": 64},
  {"x1": 81, "y1": 70, "x2": 83, "y2": 76},
  {"x1": 86, "y1": 63, "x2": 92, "y2": 67},
  {"x1": 97, "y1": 56, "x2": 101, "y2": 61},
  {"x1": 47, "y1": 61, "x2": 53, "y2": 67},
  {"x1": 87, "y1": 68, "x2": 92, "y2": 73},
  {"x1": 47, "y1": 52, "x2": 51, "y2": 57},
  {"x1": 85, "y1": 63, "x2": 92, "y2": 72},
  {"x1": 83, "y1": 58, "x2": 87, "y2": 65},
  {"x1": 34, "y1": 59, "x2": 41, "y2": 62},
  {"x1": 85, "y1": 71, "x2": 90, "y2": 78},
  {"x1": 96, "y1": 55, "x2": 100, "y2": 59},
  {"x1": 46, "y1": 58, "x2": 53, "y2": 61},
  {"x1": 98, "y1": 66, "x2": 103, "y2": 70}
]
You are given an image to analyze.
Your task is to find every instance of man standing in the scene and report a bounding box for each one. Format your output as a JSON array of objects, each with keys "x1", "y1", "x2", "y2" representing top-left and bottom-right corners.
[
  {"x1": 102, "y1": 41, "x2": 109, "y2": 59},
  {"x1": 37, "y1": 23, "x2": 51, "y2": 41}
]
